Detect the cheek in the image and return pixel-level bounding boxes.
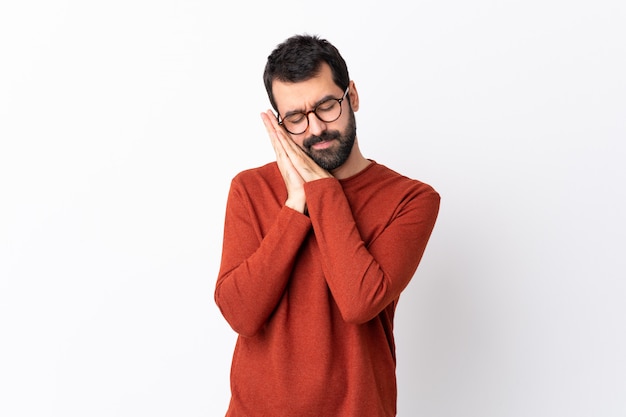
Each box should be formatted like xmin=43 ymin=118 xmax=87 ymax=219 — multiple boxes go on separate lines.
xmin=288 ymin=134 xmax=306 ymax=149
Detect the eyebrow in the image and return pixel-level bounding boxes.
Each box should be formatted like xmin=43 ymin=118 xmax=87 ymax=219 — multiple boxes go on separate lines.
xmin=282 ymin=94 xmax=338 ymax=118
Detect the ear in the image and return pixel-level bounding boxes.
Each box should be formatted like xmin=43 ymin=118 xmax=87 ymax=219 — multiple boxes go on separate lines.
xmin=348 ymin=80 xmax=359 ymax=112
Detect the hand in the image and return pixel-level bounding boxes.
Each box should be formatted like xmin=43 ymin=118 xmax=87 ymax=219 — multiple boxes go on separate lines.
xmin=261 ymin=110 xmax=333 ymax=179
xmin=261 ymin=110 xmax=307 ymax=213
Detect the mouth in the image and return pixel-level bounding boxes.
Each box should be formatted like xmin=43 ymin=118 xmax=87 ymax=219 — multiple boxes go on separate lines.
xmin=310 ymin=139 xmax=335 ymax=150
xmin=305 ymin=132 xmax=340 ymax=151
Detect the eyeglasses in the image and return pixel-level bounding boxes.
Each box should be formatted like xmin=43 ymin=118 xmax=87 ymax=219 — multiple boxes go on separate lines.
xmin=278 ymin=87 xmax=349 ymax=135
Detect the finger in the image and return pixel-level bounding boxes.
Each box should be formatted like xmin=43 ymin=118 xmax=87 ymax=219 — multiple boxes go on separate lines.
xmin=261 ymin=112 xmax=302 ymax=187
xmin=260 ymin=112 xmax=285 ymax=156
xmin=260 ymin=110 xmax=276 ymax=129
xmin=260 ymin=111 xmax=278 ymax=140
xmin=260 ymin=111 xmax=328 ymax=179
xmin=263 ymin=109 xmax=282 ymax=130
xmin=261 ymin=111 xmax=293 ymax=152
xmin=261 ymin=109 xmax=284 ymax=134
xmin=263 ymin=110 xmax=296 ymax=141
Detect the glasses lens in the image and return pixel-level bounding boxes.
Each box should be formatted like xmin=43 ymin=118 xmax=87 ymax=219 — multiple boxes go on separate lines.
xmin=281 ymin=97 xmax=343 ymax=135
xmin=315 ymin=99 xmax=342 ymax=123
xmin=282 ymin=114 xmax=308 ymax=135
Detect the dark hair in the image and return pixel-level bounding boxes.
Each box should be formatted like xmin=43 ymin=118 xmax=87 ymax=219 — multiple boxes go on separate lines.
xmin=263 ymin=34 xmax=350 ymax=111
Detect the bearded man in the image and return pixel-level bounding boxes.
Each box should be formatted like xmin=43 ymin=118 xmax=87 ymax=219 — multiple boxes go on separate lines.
xmin=215 ymin=34 xmax=440 ymax=417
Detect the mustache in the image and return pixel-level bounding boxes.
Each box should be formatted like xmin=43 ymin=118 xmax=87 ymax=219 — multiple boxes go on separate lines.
xmin=303 ymin=131 xmax=341 ymax=148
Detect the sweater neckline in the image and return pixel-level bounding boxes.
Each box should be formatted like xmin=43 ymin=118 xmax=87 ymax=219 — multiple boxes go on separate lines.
xmin=338 ymin=159 xmax=377 ymax=184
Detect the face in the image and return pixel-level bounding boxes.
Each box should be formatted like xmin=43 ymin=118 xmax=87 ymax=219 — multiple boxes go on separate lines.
xmin=301 ymin=108 xmax=356 ymax=171
xmin=272 ymin=63 xmax=358 ymax=171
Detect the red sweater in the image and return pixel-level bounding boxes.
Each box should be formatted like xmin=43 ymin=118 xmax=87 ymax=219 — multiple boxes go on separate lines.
xmin=215 ymin=161 xmax=440 ymax=417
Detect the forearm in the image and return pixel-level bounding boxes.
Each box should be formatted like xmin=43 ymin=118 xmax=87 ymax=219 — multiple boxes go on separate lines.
xmin=305 ymin=178 xmax=440 ymax=323
xmin=215 ymin=204 xmax=311 ymax=336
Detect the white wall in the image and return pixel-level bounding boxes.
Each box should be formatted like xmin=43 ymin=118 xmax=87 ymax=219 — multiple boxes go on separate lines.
xmin=1 ymin=1 xmax=624 ymax=416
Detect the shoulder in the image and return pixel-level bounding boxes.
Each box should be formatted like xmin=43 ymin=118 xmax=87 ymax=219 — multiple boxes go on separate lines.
xmin=228 ymin=162 xmax=287 ymax=207
xmin=231 ymin=162 xmax=280 ymax=187
xmin=354 ymin=161 xmax=440 ymax=201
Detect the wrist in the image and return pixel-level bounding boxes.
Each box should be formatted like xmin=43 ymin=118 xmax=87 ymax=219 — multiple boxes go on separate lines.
xmin=285 ymin=197 xmax=306 ymax=214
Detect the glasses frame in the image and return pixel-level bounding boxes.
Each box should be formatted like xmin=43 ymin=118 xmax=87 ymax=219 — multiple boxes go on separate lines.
xmin=278 ymin=87 xmax=350 ymax=135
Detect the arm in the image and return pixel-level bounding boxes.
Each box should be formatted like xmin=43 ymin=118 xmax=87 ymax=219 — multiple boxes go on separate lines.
xmin=214 ymin=178 xmax=312 ymax=337
xmin=260 ymin=110 xmax=332 ymax=213
xmin=305 ymin=178 xmax=440 ymax=324
xmin=258 ymin=110 xmax=439 ymax=323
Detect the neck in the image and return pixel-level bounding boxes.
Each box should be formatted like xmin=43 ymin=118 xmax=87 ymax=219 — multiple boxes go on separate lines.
xmin=330 ymin=140 xmax=370 ymax=179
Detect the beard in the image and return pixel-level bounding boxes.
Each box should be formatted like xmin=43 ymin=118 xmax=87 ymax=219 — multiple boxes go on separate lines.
xmin=301 ymin=109 xmax=357 ymax=171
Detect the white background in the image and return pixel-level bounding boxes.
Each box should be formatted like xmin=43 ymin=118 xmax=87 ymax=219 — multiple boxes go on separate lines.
xmin=1 ymin=1 xmax=625 ymax=416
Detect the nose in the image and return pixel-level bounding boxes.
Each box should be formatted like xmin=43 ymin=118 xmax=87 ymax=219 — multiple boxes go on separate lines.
xmin=306 ymin=112 xmax=327 ymax=136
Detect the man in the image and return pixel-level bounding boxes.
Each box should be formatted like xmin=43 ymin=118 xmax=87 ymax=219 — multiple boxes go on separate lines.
xmin=215 ymin=34 xmax=440 ymax=417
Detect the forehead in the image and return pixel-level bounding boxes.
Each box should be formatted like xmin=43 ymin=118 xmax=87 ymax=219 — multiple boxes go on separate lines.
xmin=272 ymin=63 xmax=341 ymax=114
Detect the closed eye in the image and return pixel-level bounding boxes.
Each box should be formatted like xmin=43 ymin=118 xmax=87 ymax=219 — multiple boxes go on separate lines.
xmin=316 ymin=100 xmax=337 ymax=112
xmin=284 ymin=113 xmax=306 ymax=124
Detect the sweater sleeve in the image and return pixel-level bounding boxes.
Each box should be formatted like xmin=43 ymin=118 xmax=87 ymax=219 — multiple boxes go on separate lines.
xmin=304 ymin=177 xmax=440 ymax=324
xmin=215 ymin=177 xmax=312 ymax=337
